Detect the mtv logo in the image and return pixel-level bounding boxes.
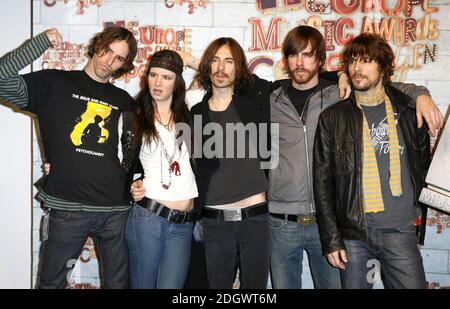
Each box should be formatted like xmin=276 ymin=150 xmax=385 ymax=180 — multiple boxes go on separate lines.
xmin=419 ymin=111 xmax=450 ymax=215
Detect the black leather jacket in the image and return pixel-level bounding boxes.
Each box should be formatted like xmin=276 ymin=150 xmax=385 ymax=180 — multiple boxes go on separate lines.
xmin=313 ymin=84 xmax=431 ymax=256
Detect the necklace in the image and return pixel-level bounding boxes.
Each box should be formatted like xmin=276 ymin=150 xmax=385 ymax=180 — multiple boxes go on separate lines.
xmin=157 ymin=112 xmax=173 ymax=131
xmin=159 ymin=132 xmax=181 ymax=190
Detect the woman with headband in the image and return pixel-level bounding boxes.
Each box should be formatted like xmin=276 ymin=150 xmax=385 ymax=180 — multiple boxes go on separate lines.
xmin=126 ymin=50 xmax=198 ymax=289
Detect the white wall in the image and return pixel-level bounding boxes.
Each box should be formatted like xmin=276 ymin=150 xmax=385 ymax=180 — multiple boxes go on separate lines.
xmin=0 ymin=0 xmax=33 ymax=289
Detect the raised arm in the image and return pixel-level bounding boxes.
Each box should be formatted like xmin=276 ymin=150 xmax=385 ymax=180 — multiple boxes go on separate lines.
xmin=175 ymin=49 xmax=200 ymax=71
xmin=0 ymin=29 xmax=62 ymax=108
xmin=390 ymin=82 xmax=443 ymax=135
xmin=338 ymin=71 xmax=443 ymax=134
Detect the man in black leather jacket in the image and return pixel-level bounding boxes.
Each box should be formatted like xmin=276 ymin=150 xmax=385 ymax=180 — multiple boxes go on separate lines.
xmin=313 ymin=33 xmax=431 ymax=289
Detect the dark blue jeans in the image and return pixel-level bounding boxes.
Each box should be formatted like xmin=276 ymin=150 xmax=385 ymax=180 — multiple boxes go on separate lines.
xmin=38 ymin=209 xmax=130 ymax=289
xmin=341 ymin=226 xmax=426 ymax=289
xmin=203 ymin=213 xmax=269 ymax=289
xmin=125 ymin=204 xmax=194 ymax=289
xmin=269 ymin=217 xmax=342 ymax=289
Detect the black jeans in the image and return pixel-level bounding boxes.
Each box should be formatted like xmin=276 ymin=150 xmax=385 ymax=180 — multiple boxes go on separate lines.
xmin=203 ymin=213 xmax=269 ymax=289
xmin=38 ymin=209 xmax=130 ymax=289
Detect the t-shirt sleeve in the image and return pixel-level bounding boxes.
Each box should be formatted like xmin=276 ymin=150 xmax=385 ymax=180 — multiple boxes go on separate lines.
xmin=20 ymin=70 xmax=53 ymax=116
xmin=186 ymin=88 xmax=206 ymax=110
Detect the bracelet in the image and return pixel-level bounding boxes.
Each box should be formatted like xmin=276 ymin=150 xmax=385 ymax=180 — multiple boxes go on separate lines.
xmin=337 ymin=71 xmax=345 ymax=77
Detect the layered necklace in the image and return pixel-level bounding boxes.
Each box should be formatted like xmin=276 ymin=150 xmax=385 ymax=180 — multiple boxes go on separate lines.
xmin=157 ymin=113 xmax=181 ymax=190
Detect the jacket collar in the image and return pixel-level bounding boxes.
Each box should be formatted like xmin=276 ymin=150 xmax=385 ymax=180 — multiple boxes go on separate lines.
xmin=349 ymin=83 xmax=411 ymax=113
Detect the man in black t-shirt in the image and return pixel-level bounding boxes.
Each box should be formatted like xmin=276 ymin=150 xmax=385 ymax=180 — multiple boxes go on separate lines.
xmin=0 ymin=27 xmax=137 ymax=288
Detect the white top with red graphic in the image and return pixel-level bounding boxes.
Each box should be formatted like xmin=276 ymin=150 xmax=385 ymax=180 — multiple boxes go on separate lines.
xmin=139 ymin=122 xmax=198 ymax=201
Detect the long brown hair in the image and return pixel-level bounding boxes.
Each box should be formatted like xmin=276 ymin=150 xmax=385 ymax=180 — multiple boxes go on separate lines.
xmin=87 ymin=26 xmax=137 ymax=79
xmin=134 ymin=50 xmax=190 ymax=149
xmin=195 ymin=37 xmax=253 ymax=90
xmin=342 ymin=33 xmax=395 ymax=85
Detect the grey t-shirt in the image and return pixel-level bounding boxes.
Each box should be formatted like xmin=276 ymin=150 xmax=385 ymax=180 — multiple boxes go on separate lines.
xmin=205 ymin=101 xmax=268 ymax=205
xmin=361 ymin=102 xmax=417 ymax=229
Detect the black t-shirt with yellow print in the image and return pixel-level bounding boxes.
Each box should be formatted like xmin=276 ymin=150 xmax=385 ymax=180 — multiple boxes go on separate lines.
xmin=22 ymin=69 xmax=134 ymax=206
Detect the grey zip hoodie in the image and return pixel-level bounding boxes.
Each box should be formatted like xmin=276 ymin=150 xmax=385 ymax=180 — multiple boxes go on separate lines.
xmin=268 ymin=78 xmax=430 ymax=215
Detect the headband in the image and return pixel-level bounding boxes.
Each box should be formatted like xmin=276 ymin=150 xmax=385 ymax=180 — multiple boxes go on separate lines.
xmin=148 ymin=54 xmax=183 ymax=75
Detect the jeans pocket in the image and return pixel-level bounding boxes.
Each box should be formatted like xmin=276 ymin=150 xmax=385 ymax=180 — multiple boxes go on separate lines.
xmin=268 ymin=215 xmax=285 ymax=230
xmin=132 ymin=204 xmax=152 ymax=219
xmin=49 ymin=209 xmax=72 ymax=222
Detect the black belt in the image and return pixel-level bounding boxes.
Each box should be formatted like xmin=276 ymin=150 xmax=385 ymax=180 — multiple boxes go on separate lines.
xmin=269 ymin=213 xmax=316 ymax=226
xmin=202 ymin=203 xmax=268 ymax=221
xmin=137 ymin=197 xmax=198 ymax=224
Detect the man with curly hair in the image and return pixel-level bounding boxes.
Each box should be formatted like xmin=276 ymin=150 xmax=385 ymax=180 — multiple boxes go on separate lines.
xmin=0 ymin=27 xmax=137 ymax=288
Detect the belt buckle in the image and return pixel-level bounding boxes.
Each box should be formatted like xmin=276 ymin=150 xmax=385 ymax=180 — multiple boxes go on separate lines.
xmin=223 ymin=209 xmax=242 ymax=221
xmin=296 ymin=214 xmax=316 ymax=226
xmin=167 ymin=209 xmax=187 ymax=223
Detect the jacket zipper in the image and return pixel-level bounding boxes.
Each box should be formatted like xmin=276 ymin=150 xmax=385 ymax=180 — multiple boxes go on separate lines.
xmin=356 ymin=106 xmax=368 ymax=239
xmin=300 ymin=92 xmax=316 ymax=213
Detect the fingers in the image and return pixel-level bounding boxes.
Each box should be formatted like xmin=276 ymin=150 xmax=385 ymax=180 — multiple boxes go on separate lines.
xmin=338 ymin=72 xmax=351 ymax=98
xmin=437 ymin=109 xmax=444 ymax=129
xmin=130 ymin=180 xmax=146 ymax=201
xmin=45 ymin=28 xmax=63 ymax=48
xmin=340 ymin=249 xmax=348 ymax=263
xmin=344 ymin=84 xmax=351 ymax=99
xmin=43 ymin=163 xmax=50 ymax=175
xmin=416 ymin=109 xmax=424 ymax=129
xmin=428 ymin=112 xmax=438 ymax=135
xmin=422 ymin=110 xmax=438 ymax=136
xmin=416 ymin=95 xmax=444 ymax=135
xmin=327 ymin=250 xmax=347 ymax=270
xmin=339 ymin=81 xmax=346 ymax=98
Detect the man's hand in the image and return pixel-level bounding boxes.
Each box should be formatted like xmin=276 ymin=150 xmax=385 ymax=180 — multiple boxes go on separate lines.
xmin=130 ymin=180 xmax=146 ymax=202
xmin=172 ymin=48 xmax=199 ymax=70
xmin=45 ymin=28 xmax=63 ymax=48
xmin=43 ymin=163 xmax=50 ymax=175
xmin=338 ymin=72 xmax=351 ymax=99
xmin=416 ymin=95 xmax=444 ymax=136
xmin=327 ymin=249 xmax=348 ymax=270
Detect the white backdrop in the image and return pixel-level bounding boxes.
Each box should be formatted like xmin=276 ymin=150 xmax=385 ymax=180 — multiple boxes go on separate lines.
xmin=0 ymin=0 xmax=33 ymax=289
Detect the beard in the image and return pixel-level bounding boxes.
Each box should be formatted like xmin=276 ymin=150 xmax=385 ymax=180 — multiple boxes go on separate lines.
xmin=211 ymin=71 xmax=234 ymax=88
xmin=290 ymin=66 xmax=319 ymax=85
xmin=351 ymin=73 xmax=382 ymax=92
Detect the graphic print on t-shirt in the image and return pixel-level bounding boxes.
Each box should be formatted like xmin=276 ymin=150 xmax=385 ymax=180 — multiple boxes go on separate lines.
xmin=70 ymin=101 xmax=112 ymax=147
xmin=368 ymin=112 xmax=405 ymax=156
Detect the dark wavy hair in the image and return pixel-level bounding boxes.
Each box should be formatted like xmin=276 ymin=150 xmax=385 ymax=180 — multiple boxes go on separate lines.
xmin=87 ymin=27 xmax=137 ymax=79
xmin=282 ymin=25 xmax=326 ymax=72
xmin=342 ymin=33 xmax=395 ymax=85
xmin=134 ymin=50 xmax=190 ymax=149
xmin=195 ymin=37 xmax=253 ymax=90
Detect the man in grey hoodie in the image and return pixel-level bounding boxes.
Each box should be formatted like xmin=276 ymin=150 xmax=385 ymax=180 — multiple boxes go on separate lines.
xmin=267 ymin=25 xmax=441 ymax=289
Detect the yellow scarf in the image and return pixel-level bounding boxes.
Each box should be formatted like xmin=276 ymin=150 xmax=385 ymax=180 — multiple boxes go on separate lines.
xmin=357 ymin=89 xmax=402 ymax=213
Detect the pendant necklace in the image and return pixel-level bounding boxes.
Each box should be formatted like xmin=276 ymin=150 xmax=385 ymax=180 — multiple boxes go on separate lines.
xmin=159 ymin=126 xmax=181 ymax=190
